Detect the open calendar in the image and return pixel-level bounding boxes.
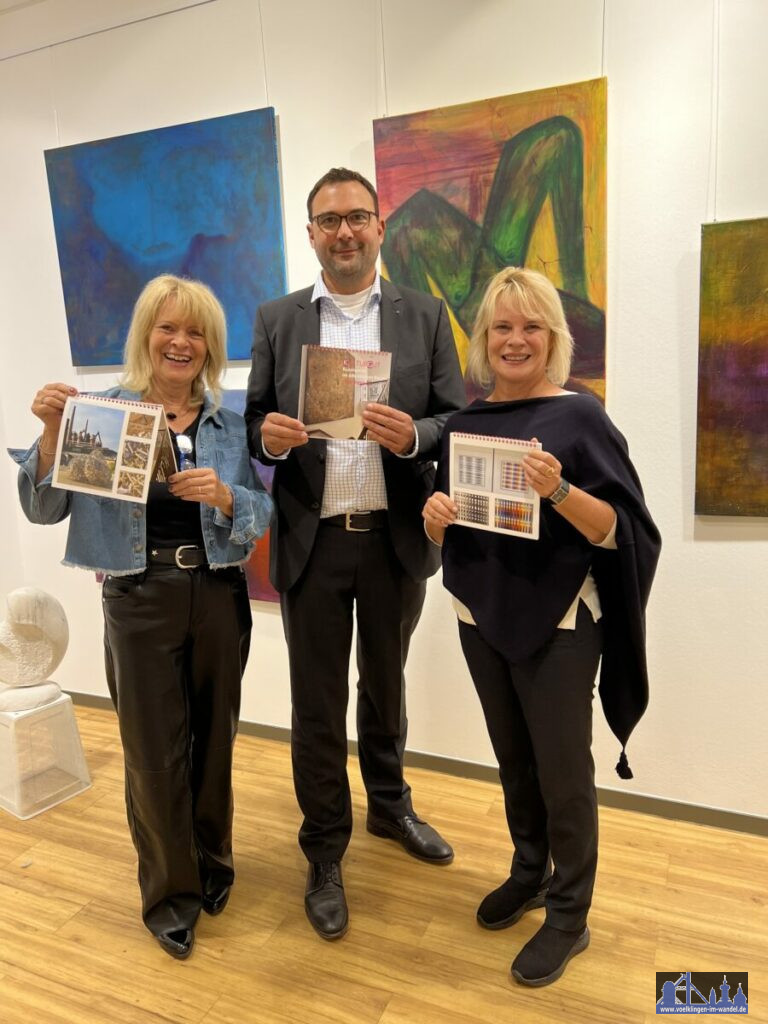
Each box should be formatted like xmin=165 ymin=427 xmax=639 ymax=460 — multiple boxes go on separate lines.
xmin=449 ymin=432 xmax=542 ymax=539
xmin=51 ymin=394 xmax=177 ymax=503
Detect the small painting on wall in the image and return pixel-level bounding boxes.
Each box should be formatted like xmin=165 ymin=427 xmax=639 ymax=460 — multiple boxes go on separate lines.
xmin=695 ymin=218 xmax=768 ymax=516
xmin=45 ymin=108 xmax=286 ymax=365
xmin=373 ymin=78 xmax=606 ymax=399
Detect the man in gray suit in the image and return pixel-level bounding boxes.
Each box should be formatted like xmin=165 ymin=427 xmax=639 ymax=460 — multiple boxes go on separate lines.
xmin=245 ymin=168 xmax=465 ymax=940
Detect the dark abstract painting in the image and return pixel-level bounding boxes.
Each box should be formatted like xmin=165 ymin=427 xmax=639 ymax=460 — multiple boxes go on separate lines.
xmin=45 ymin=108 xmax=286 ymax=365
xmin=373 ymin=79 xmax=606 ymax=398
xmin=695 ymin=218 xmax=768 ymax=516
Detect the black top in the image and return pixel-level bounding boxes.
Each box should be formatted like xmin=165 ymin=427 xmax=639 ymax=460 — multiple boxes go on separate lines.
xmin=436 ymin=394 xmax=661 ymax=776
xmin=146 ymin=411 xmax=204 ymax=548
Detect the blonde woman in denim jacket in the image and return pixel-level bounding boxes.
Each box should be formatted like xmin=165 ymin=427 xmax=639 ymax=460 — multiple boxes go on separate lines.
xmin=11 ymin=276 xmax=272 ymax=960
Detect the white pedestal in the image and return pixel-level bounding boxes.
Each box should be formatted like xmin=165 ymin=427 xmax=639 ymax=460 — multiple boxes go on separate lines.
xmin=0 ymin=693 xmax=91 ymax=819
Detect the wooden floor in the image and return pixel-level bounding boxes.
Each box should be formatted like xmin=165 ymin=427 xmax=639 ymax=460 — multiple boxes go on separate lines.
xmin=0 ymin=706 xmax=765 ymax=1024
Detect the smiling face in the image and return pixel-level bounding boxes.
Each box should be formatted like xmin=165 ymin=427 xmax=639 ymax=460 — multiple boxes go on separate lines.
xmin=307 ymin=180 xmax=384 ymax=294
xmin=486 ymin=297 xmax=553 ymax=400
xmin=147 ymin=298 xmax=208 ymax=397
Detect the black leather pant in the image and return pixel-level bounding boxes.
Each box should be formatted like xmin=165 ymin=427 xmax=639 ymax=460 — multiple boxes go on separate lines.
xmin=102 ymin=563 xmax=251 ymax=936
xmin=459 ymin=602 xmax=602 ymax=931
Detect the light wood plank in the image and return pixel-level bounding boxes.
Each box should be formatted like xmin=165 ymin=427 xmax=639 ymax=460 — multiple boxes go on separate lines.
xmin=0 ymin=705 xmax=763 ymax=1024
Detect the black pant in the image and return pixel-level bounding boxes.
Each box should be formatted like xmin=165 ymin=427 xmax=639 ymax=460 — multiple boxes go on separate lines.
xmin=458 ymin=602 xmax=602 ymax=931
xmin=102 ymin=563 xmax=251 ymax=936
xmin=281 ymin=522 xmax=425 ymax=862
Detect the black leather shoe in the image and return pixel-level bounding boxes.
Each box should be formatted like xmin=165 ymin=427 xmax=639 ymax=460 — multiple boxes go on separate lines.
xmin=156 ymin=928 xmax=195 ymax=960
xmin=202 ymin=882 xmax=231 ymax=916
xmin=511 ymin=923 xmax=590 ymax=986
xmin=305 ymin=861 xmax=348 ymax=940
xmin=366 ymin=813 xmax=454 ymax=864
xmin=477 ymin=875 xmax=550 ymax=929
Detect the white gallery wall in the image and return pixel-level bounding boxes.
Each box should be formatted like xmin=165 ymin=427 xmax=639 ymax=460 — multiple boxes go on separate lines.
xmin=1 ymin=0 xmax=766 ymax=818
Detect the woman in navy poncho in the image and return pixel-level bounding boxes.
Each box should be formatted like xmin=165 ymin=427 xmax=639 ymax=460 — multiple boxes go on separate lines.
xmin=424 ymin=267 xmax=660 ymax=988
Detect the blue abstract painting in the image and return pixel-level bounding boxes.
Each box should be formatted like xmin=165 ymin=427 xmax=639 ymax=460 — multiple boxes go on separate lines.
xmin=45 ymin=108 xmax=286 ymax=365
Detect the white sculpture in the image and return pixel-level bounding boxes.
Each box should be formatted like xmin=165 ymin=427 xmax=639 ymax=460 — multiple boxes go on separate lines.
xmin=0 ymin=587 xmax=68 ymax=711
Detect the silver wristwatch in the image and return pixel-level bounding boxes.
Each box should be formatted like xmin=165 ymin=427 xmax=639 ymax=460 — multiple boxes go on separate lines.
xmin=547 ymin=478 xmax=571 ymax=506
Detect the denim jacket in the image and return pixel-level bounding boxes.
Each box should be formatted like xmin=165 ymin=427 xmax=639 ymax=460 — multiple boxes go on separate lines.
xmin=10 ymin=388 xmax=273 ymax=575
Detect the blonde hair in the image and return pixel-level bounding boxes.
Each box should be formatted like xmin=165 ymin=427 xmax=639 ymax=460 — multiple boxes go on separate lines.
xmin=120 ymin=275 xmax=227 ymax=409
xmin=466 ymin=267 xmax=574 ymax=390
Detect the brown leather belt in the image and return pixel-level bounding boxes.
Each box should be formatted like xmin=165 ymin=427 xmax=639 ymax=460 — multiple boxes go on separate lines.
xmin=148 ymin=545 xmax=208 ymax=569
xmin=322 ymin=511 xmax=388 ymax=532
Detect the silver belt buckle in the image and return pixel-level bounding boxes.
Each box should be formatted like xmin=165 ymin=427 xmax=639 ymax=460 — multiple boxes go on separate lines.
xmin=174 ymin=544 xmax=198 ymax=568
xmin=345 ymin=512 xmax=370 ymax=532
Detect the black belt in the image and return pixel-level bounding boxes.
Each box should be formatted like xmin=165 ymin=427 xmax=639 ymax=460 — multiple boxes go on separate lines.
xmin=322 ymin=511 xmax=388 ymax=532
xmin=148 ymin=545 xmax=208 ymax=569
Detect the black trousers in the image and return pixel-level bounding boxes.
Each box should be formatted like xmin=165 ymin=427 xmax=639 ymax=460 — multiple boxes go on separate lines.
xmin=102 ymin=563 xmax=251 ymax=936
xmin=458 ymin=602 xmax=602 ymax=931
xmin=281 ymin=522 xmax=425 ymax=862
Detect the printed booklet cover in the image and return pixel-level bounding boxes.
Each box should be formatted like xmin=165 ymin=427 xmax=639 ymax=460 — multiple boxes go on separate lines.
xmin=51 ymin=395 xmax=177 ymax=503
xmin=449 ymin=432 xmax=542 ymax=539
xmin=298 ymin=345 xmax=392 ymax=440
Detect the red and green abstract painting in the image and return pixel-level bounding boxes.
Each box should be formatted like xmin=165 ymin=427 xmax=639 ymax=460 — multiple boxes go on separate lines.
xmin=695 ymin=218 xmax=768 ymax=516
xmin=373 ymin=78 xmax=606 ymax=399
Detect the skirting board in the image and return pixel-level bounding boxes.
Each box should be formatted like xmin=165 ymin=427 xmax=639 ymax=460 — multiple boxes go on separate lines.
xmin=69 ymin=692 xmax=768 ymax=838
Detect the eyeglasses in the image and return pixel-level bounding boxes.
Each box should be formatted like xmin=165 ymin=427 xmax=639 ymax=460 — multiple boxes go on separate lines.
xmin=310 ymin=209 xmax=377 ymax=234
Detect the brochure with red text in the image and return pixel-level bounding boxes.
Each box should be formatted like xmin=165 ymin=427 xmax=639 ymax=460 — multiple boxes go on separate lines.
xmin=298 ymin=345 xmax=392 ymax=440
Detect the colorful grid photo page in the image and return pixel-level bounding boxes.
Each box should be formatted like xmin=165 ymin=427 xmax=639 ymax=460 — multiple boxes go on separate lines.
xmin=449 ymin=432 xmax=541 ymax=539
xmin=51 ymin=395 xmax=175 ymax=503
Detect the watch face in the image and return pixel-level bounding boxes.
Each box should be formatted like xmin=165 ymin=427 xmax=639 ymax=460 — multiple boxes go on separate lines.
xmin=549 ymin=480 xmax=570 ymax=505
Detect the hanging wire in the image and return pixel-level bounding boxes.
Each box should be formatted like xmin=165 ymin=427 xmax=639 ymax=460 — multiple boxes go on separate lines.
xmin=377 ymin=0 xmax=390 ymax=118
xmin=706 ymin=0 xmax=721 ymax=223
xmin=257 ymin=0 xmax=270 ymax=107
